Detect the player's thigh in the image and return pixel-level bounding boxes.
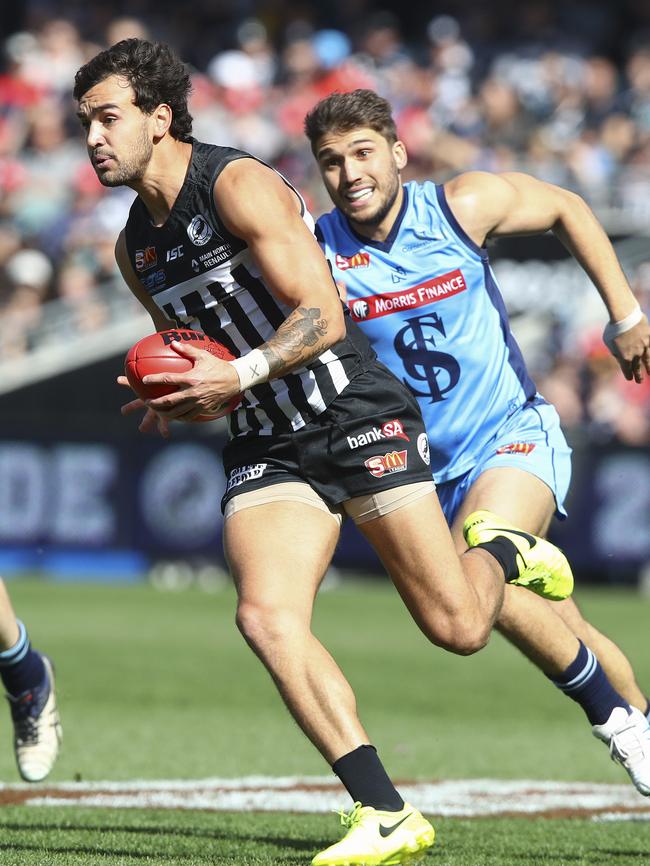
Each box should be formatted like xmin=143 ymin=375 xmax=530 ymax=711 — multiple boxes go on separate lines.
xmin=354 ymin=488 xmax=468 ymax=615
xmin=224 ymin=495 xmax=341 ymax=615
xmin=449 ymin=467 xmax=556 ymax=551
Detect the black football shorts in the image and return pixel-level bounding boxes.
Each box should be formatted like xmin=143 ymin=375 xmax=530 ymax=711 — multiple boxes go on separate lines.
xmin=221 ymin=363 xmax=433 ymax=512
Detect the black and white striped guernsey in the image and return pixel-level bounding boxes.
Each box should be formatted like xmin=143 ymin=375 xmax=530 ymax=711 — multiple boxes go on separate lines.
xmin=123 ymin=139 xmax=376 ymax=438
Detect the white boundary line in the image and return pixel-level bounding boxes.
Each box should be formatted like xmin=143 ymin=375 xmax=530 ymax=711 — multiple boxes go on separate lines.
xmin=1 ymin=777 xmax=650 ymax=818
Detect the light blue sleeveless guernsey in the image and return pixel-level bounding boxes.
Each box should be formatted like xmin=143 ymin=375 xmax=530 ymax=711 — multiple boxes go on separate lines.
xmin=316 ymin=181 xmax=540 ymax=483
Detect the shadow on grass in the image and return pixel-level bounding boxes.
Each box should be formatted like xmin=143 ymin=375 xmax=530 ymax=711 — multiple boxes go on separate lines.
xmin=0 ymin=841 xmax=310 ymax=866
xmin=443 ymin=850 xmax=650 ymax=865
xmin=0 ymin=841 xmax=193 ymax=861
xmin=0 ymin=820 xmax=320 ymax=860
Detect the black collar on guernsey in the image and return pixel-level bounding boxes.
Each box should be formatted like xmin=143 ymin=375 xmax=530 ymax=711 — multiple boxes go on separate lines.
xmin=343 ymin=185 xmax=409 ymax=253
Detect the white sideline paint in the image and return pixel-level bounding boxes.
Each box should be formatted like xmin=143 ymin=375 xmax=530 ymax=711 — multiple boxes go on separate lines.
xmin=593 ymin=812 xmax=650 ymax=822
xmin=1 ymin=777 xmax=650 ymax=818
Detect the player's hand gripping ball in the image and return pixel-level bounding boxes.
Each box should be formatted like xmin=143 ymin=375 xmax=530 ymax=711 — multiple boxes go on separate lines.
xmin=124 ymin=329 xmax=243 ymax=422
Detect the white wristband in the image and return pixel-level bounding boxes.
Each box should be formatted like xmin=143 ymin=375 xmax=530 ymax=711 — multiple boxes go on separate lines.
xmin=603 ymin=303 xmax=644 ymax=350
xmin=230 ymin=349 xmax=270 ymax=391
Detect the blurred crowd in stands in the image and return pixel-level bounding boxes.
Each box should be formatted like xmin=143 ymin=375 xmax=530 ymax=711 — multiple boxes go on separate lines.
xmin=0 ymin=1 xmax=649 ymax=445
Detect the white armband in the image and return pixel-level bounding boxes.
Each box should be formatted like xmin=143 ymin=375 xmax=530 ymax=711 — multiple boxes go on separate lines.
xmin=603 ymin=303 xmax=644 ymax=350
xmin=230 ymin=349 xmax=270 ymax=391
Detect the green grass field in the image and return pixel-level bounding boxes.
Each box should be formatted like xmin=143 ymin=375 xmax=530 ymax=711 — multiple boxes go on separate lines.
xmin=1 ymin=578 xmax=649 ymax=864
xmin=2 ymin=808 xmax=650 ymax=865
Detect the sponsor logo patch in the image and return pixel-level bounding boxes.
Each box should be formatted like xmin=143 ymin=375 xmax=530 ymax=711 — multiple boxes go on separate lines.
xmin=401 ymin=240 xmax=435 ymax=252
xmin=351 ymin=299 xmax=370 ymax=320
xmin=347 ymin=419 xmax=409 ymax=450
xmin=166 ymin=245 xmax=184 ymax=262
xmin=336 ymin=251 xmax=370 ymax=270
xmin=135 ymin=246 xmax=157 ymax=272
xmin=417 ymin=433 xmax=430 ymax=466
xmin=226 ymin=463 xmax=267 ymax=492
xmin=141 ymin=269 xmax=166 ymax=292
xmin=495 ymin=442 xmax=536 ymax=456
xmin=198 ymin=243 xmax=233 ymax=268
xmin=187 ymin=214 xmax=215 ymax=247
xmin=364 ymin=450 xmax=408 ymax=478
xmin=348 ymin=269 xmax=466 ymax=321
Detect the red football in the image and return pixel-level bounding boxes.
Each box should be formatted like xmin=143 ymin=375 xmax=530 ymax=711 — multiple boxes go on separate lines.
xmin=124 ymin=329 xmax=243 ymax=422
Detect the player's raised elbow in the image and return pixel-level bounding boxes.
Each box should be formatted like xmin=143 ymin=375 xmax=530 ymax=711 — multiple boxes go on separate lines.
xmin=551 ymin=184 xmax=593 ymax=222
xmin=328 ymin=315 xmax=347 ymax=345
xmin=320 ymin=300 xmax=347 ymax=345
xmin=558 ymin=185 xmax=588 ymax=208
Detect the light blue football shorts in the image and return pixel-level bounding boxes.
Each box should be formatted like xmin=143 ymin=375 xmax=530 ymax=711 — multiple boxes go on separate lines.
xmin=435 ymin=400 xmax=572 ymax=526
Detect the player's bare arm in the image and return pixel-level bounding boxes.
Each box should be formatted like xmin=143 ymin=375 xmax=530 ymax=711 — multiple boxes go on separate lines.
xmin=260 ymin=306 xmax=328 ymax=374
xmin=445 ymin=171 xmax=650 ymax=382
xmin=142 ymin=305 xmax=330 ymax=422
xmin=139 ymin=160 xmax=345 ymax=422
xmin=216 ymin=158 xmax=346 ymax=377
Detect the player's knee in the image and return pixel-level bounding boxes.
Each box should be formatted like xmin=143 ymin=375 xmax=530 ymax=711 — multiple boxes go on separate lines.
xmin=422 ymin=614 xmax=491 ymax=656
xmin=235 ymin=601 xmax=276 ymax=648
xmin=446 ymin=625 xmax=491 ymax=656
xmin=236 ymin=601 xmax=305 ymax=653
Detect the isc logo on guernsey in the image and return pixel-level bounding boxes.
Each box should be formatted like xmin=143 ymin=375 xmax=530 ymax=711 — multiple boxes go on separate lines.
xmin=347 ymin=419 xmax=410 ymax=449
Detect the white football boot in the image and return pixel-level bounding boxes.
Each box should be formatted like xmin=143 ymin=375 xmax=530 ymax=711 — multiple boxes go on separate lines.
xmin=7 ymin=655 xmax=62 ymax=782
xmin=592 ymin=706 xmax=650 ymax=795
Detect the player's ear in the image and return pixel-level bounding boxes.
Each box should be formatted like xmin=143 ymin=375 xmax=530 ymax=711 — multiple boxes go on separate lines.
xmin=152 ymin=103 xmax=173 ymax=141
xmin=393 ymin=140 xmax=408 ymax=171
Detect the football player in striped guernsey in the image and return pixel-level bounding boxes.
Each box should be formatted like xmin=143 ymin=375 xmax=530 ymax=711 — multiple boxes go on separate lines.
xmin=75 ymin=41 xmax=578 ymax=866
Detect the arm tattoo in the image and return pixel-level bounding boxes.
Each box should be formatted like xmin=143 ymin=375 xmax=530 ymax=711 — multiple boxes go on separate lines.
xmin=261 ymin=306 xmax=329 ymax=375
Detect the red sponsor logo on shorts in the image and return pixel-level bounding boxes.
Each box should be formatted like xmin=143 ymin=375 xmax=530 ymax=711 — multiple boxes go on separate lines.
xmin=364 ymin=450 xmax=408 ymax=478
xmin=495 ymin=442 xmax=536 ymax=456
xmin=347 ymin=419 xmax=410 ymax=450
xmin=381 ymin=419 xmax=409 ymax=442
xmin=336 ymin=252 xmax=370 ymax=270
xmin=348 ymin=269 xmax=466 ymax=321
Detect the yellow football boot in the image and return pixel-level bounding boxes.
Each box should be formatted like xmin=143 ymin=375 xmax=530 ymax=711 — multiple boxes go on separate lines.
xmin=311 ymin=801 xmax=435 ymax=866
xmin=463 ymin=510 xmax=574 ymax=601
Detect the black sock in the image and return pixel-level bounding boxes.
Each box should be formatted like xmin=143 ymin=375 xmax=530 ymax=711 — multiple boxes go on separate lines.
xmin=473 ymin=537 xmax=519 ymax=582
xmin=332 ymin=745 xmax=404 ymax=811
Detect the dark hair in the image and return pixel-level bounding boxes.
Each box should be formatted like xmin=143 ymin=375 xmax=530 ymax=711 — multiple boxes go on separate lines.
xmin=73 ymin=39 xmax=193 ymax=141
xmin=304 ymin=89 xmax=397 ymax=152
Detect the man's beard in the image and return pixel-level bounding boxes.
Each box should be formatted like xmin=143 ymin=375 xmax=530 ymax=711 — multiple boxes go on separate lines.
xmin=97 ymin=126 xmax=153 ymax=187
xmin=346 ymin=172 xmax=400 ymax=228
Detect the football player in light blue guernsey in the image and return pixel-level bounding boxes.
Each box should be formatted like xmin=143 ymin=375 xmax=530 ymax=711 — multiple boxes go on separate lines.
xmin=305 ymin=89 xmax=650 ymax=800
xmin=0 ymin=579 xmax=61 ymax=781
